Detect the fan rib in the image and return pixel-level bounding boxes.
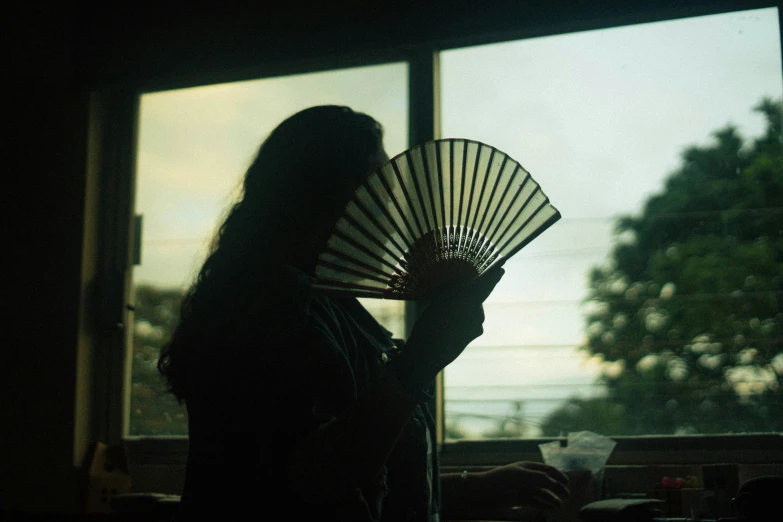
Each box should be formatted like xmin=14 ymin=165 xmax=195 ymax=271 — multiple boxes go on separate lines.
xmin=400 ymin=150 xmax=440 ymax=270
xmin=494 ymin=191 xmax=548 ymax=254
xmin=318 ymin=257 xmax=392 ymax=285
xmin=429 ymin=146 xmax=443 ymax=235
xmin=349 ymin=198 xmax=407 ymax=259
xmin=448 ymin=140 xmax=455 ymax=228
xmin=435 ymin=142 xmax=448 ymax=241
xmin=480 ymin=160 xmax=517 ymax=250
xmin=370 ymin=172 xmax=416 ymax=251
xmin=435 ymin=142 xmax=449 ymax=254
xmin=499 ymin=208 xmax=561 ymax=263
xmin=463 ymin=144 xmax=482 ymax=236
xmin=470 ymin=147 xmax=496 ymax=234
xmin=318 ymin=253 xmax=394 ymax=285
xmin=419 ymin=144 xmax=444 ymax=261
xmin=492 ymin=184 xmax=541 ymax=252
xmin=479 ymin=160 xmax=519 ymax=259
xmin=447 ymin=140 xmax=457 ymax=255
xmin=333 ymin=229 xmax=402 ymax=275
xmin=420 ymin=144 xmax=440 ymax=234
xmin=310 ymin=285 xmax=390 ymax=299
xmin=342 ymin=212 xmax=405 ymax=266
xmin=476 ymin=153 xmax=509 ymax=237
xmin=455 ymin=146 xmax=470 ymax=254
xmin=402 ymin=151 xmax=432 ymax=235
xmin=460 ymin=145 xmax=489 ymax=261
xmin=485 ymin=170 xmax=531 ymax=247
xmin=390 ymin=158 xmax=425 ymax=239
xmin=456 ymin=141 xmax=468 ymax=246
xmin=311 ymin=278 xmax=387 ymax=295
xmin=472 ymin=151 xmax=505 ymax=267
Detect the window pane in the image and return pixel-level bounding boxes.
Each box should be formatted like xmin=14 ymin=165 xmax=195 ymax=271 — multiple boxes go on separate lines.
xmin=129 ymin=63 xmax=409 ymax=436
xmin=441 ymin=8 xmax=783 ymax=439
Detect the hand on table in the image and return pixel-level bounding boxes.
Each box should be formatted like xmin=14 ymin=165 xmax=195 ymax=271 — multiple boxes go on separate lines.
xmin=473 ymin=461 xmax=571 ymax=512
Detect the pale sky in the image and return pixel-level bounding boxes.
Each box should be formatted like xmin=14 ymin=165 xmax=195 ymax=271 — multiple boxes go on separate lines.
xmin=133 ymin=7 xmax=782 ymax=436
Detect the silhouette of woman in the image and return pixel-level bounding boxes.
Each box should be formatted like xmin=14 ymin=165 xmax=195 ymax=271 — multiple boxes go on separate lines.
xmin=159 ymin=105 xmax=570 ymax=521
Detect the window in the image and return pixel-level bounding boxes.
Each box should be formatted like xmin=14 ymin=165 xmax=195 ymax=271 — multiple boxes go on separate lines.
xmin=113 ymin=5 xmax=782 ymax=468
xmin=129 ymin=63 xmax=409 ymax=435
xmin=440 ymin=7 xmax=782 ymax=439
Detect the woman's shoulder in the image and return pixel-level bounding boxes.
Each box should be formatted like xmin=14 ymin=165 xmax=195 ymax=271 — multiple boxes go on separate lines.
xmin=271 ymin=264 xmax=315 ymax=308
xmin=241 ymin=265 xmax=338 ymax=330
xmin=245 ymin=265 xmax=392 ymax=350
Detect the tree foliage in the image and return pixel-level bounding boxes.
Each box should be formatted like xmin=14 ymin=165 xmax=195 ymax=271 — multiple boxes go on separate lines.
xmin=542 ymin=99 xmax=783 ymax=436
xmin=129 ymin=285 xmax=188 ymax=436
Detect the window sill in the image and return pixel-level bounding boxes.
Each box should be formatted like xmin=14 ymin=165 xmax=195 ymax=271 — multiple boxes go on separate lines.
xmin=123 ymin=432 xmax=783 ymax=469
xmin=439 ymin=433 xmax=783 ymax=468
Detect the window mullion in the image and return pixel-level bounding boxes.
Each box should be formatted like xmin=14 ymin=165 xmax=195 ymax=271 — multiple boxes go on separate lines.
xmin=406 ymin=47 xmax=444 ymax=447
xmin=95 ymin=87 xmax=141 ymax=444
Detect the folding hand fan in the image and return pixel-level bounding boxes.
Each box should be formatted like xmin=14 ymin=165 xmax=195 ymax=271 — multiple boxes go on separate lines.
xmin=312 ymin=138 xmax=561 ymax=300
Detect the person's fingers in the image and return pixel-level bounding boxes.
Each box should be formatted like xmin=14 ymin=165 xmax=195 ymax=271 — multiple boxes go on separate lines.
xmin=502 ymin=506 xmax=528 ymax=521
xmin=443 ymin=266 xmax=503 ymax=302
xmin=524 ymin=462 xmax=571 ymax=486
xmin=506 ymin=506 xmax=548 ymax=521
xmin=470 ymin=266 xmax=504 ymax=302
xmin=549 ymin=478 xmax=571 ymax=499
xmin=523 ymin=489 xmax=564 ymax=510
xmin=465 ymin=320 xmax=483 ymax=340
xmin=454 ymin=302 xmax=484 ymax=327
xmin=534 ymin=493 xmax=563 ymax=510
xmin=465 ymin=305 xmax=485 ymax=338
xmin=526 ymin=469 xmax=571 ymax=499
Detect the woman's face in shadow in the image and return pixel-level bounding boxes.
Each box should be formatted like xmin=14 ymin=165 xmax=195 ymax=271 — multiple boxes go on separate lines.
xmin=373 ymin=147 xmax=390 ymax=172
xmin=301 ymin=145 xmax=390 ymax=268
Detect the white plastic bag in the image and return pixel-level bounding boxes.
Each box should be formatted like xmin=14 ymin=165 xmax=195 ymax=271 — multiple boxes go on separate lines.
xmin=539 ymin=431 xmax=617 ymax=504
xmin=539 ymin=430 xmax=616 ymax=475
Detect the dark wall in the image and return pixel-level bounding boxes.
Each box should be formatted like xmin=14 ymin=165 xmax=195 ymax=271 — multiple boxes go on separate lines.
xmin=74 ymin=1 xmax=765 ymax=91
xmin=4 ymin=0 xmax=775 ymax=514
xmin=6 ymin=4 xmax=91 ymax=514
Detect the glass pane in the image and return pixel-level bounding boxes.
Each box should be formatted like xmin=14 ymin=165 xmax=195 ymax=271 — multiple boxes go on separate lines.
xmin=129 ymin=63 xmax=409 ymax=436
xmin=441 ymin=8 xmax=783 ymax=439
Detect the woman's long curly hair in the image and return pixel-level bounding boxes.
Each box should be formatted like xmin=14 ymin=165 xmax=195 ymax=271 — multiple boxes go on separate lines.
xmin=158 ymin=105 xmax=384 ymax=401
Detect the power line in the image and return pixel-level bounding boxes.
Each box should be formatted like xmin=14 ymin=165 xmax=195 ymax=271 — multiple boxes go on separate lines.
xmin=446 ymin=379 xmax=779 ymax=392
xmin=485 ymin=290 xmax=782 ymax=307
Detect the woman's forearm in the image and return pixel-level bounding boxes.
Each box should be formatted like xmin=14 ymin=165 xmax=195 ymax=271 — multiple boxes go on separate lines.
xmin=338 ymin=365 xmax=423 ymax=482
xmin=440 ymin=471 xmax=487 ymax=520
xmin=286 ymin=364 xmax=421 ymax=500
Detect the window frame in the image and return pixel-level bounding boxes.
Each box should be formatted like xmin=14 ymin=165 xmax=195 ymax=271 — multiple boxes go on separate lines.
xmin=94 ymin=3 xmax=783 ymax=480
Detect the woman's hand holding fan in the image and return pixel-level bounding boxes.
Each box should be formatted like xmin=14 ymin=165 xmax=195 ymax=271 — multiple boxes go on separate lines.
xmin=390 ymin=265 xmax=505 ymax=392
xmin=312 ymin=138 xmax=560 ymax=390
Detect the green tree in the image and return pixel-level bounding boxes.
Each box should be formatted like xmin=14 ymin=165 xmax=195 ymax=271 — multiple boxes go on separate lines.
xmin=542 ymin=99 xmax=783 ymax=436
xmin=129 ymin=285 xmax=188 ymax=435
